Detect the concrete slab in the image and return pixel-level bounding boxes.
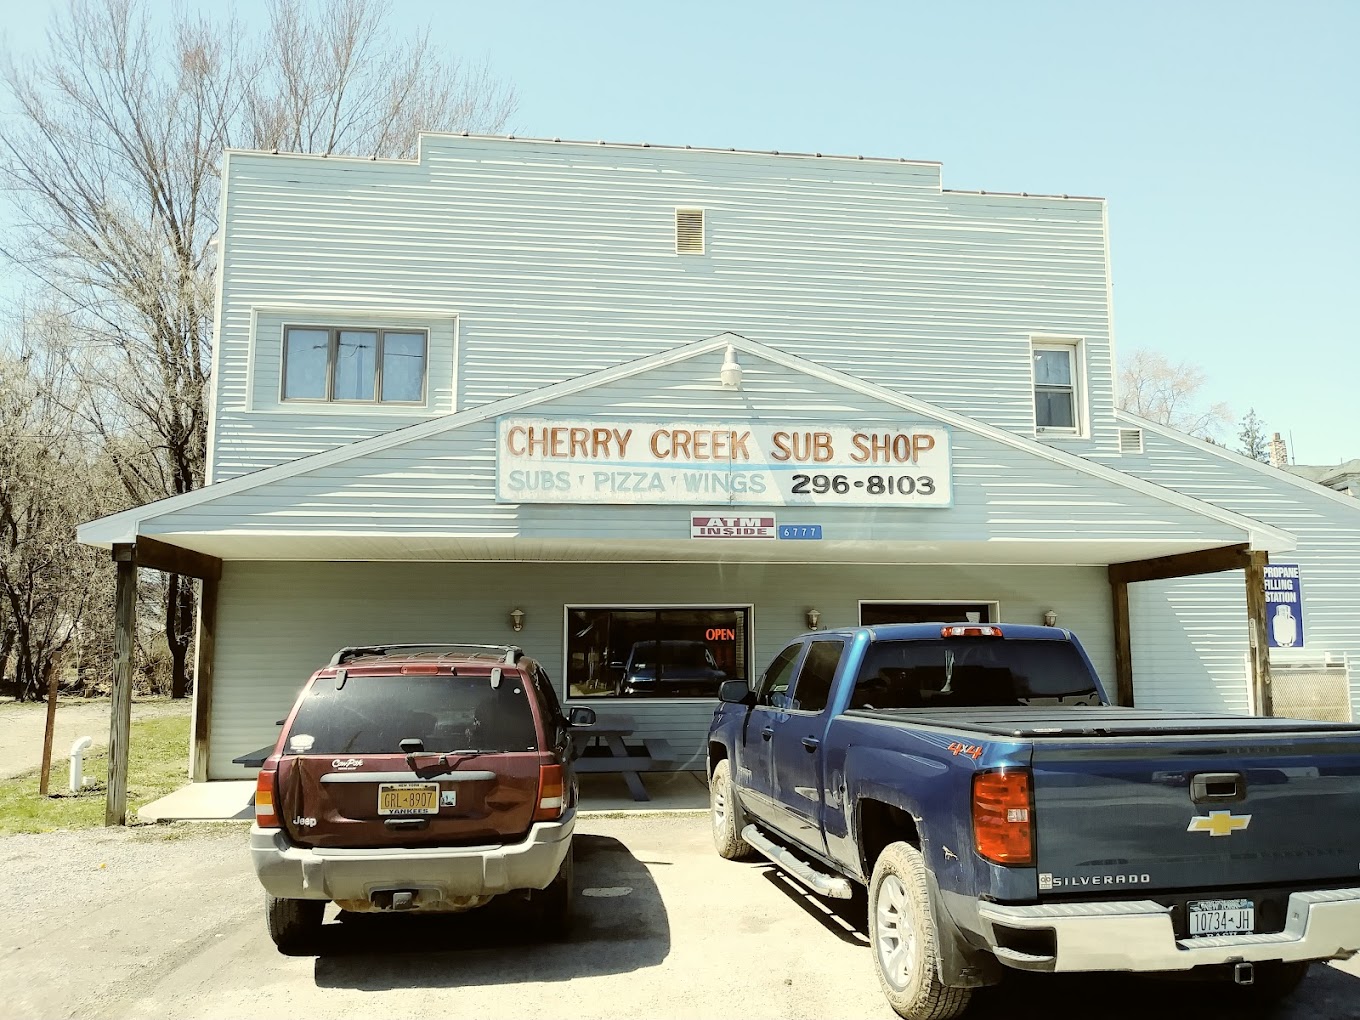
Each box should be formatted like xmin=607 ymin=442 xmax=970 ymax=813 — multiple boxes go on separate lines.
xmin=138 ymin=780 xmax=255 ymax=823
xmin=577 ymin=770 xmax=709 ymax=814
xmin=135 ymin=770 xmax=710 ymax=823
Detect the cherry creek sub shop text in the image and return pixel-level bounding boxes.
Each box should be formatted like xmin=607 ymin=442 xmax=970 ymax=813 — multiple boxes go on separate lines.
xmin=504 ymin=426 xmax=937 ymax=464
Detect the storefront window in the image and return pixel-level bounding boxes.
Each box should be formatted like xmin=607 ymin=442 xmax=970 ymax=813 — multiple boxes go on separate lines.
xmin=566 ymin=607 xmax=750 ymax=699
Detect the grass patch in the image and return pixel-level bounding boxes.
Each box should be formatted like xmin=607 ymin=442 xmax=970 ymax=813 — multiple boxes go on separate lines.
xmin=0 ymin=714 xmax=190 ymax=835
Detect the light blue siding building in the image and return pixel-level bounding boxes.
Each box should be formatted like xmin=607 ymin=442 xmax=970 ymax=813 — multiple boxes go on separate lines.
xmin=79 ymin=136 xmax=1360 ymax=779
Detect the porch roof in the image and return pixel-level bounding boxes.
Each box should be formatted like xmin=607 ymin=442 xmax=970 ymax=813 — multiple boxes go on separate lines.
xmin=78 ymin=333 xmax=1296 ymax=559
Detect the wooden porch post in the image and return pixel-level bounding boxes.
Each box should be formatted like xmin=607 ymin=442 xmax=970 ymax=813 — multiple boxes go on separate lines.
xmin=191 ymin=576 xmax=219 ymax=782
xmin=1244 ymin=550 xmax=1273 ymax=716
xmin=106 ymin=547 xmax=138 ymax=826
xmin=1109 ymin=575 xmax=1134 ymax=707
xmin=105 ymin=538 xmax=222 ymax=825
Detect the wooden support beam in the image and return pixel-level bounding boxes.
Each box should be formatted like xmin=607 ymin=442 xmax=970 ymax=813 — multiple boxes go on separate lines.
xmin=1108 ymin=543 xmax=1250 ymax=586
xmin=1244 ymin=549 xmax=1273 ymax=717
xmin=128 ymin=536 xmax=222 ymax=581
xmin=1110 ymin=578 xmax=1134 ymax=707
xmin=106 ymin=550 xmax=138 ymax=826
xmin=191 ymin=576 xmax=219 ymax=782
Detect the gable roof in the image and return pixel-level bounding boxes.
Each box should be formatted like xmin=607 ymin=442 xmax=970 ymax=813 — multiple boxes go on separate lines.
xmin=1117 ymin=410 xmax=1360 ymax=517
xmin=79 ymin=334 xmax=1294 ymax=552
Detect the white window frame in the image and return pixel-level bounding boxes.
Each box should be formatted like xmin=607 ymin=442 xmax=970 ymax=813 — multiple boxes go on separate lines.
xmin=857 ymin=600 xmax=1002 ymax=626
xmin=1030 ymin=337 xmax=1088 ymax=438
xmin=280 ymin=324 xmax=429 ymax=406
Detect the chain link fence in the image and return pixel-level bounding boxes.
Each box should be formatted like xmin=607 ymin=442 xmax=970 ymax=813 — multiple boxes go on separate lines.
xmin=1270 ymin=660 xmax=1353 ymax=722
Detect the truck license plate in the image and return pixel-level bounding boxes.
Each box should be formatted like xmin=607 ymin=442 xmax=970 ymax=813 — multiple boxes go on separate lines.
xmin=1188 ymin=898 xmax=1254 ymax=936
xmin=377 ymin=783 xmax=439 ymax=815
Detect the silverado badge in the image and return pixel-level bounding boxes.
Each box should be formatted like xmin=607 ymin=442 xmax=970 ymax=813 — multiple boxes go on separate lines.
xmin=1187 ymin=810 xmax=1251 ymax=837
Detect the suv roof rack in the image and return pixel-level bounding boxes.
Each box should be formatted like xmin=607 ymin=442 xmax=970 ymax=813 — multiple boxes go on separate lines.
xmin=327 ymin=643 xmax=523 ymax=667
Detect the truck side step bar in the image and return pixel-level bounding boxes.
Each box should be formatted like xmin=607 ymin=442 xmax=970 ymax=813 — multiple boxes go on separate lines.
xmin=742 ymin=824 xmax=853 ymax=900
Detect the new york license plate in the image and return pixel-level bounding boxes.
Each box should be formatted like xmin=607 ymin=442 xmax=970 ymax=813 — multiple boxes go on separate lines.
xmin=1187 ymin=898 xmax=1254 ymax=936
xmin=377 ymin=782 xmax=439 ymax=815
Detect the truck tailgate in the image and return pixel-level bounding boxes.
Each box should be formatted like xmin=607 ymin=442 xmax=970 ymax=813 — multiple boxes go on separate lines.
xmin=1031 ymin=725 xmax=1360 ymax=893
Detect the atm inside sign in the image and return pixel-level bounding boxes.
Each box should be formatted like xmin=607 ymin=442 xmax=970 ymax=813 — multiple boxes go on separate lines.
xmin=691 ymin=514 xmax=777 ymax=539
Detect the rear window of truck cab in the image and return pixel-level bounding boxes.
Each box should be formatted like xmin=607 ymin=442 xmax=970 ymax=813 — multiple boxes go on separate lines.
xmin=283 ymin=673 xmax=539 ymax=755
xmin=849 ymin=638 xmax=1099 ymax=710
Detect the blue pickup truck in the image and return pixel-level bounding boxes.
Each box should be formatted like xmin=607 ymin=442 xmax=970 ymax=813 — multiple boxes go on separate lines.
xmin=706 ymin=623 xmax=1360 ymax=1020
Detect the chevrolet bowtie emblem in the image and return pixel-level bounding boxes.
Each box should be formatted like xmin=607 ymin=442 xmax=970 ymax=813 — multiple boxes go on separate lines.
xmin=1187 ymin=810 xmax=1252 ymax=837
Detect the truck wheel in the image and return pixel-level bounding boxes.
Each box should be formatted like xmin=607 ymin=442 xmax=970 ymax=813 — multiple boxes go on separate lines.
xmin=534 ymin=843 xmax=574 ymax=940
xmin=265 ymin=895 xmax=324 ymax=955
xmin=710 ymin=759 xmax=754 ymax=860
xmin=869 ymin=842 xmax=971 ymax=1020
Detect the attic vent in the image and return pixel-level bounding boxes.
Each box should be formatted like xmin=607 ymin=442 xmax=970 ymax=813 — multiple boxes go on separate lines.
xmin=1118 ymin=428 xmax=1144 ymax=454
xmin=675 ymin=208 xmax=704 ymax=254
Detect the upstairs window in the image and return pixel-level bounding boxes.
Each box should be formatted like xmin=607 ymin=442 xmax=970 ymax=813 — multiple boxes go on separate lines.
xmin=1032 ymin=341 xmax=1081 ymax=432
xmin=282 ymin=326 xmax=428 ymax=404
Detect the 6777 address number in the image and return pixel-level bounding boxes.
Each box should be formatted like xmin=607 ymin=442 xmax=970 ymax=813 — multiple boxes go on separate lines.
xmin=790 ymin=473 xmax=937 ymax=497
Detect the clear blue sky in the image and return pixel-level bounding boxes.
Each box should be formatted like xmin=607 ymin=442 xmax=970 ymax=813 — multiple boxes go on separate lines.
xmin=4 ymin=1 xmax=1356 ymax=462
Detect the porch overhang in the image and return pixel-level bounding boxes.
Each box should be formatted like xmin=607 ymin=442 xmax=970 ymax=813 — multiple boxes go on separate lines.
xmin=82 ymin=531 xmax=1290 ymax=566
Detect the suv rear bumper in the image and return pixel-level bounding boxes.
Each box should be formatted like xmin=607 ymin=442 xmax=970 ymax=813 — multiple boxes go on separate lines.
xmin=978 ymin=887 xmax=1360 ymax=973
xmin=250 ymin=812 xmax=574 ymax=904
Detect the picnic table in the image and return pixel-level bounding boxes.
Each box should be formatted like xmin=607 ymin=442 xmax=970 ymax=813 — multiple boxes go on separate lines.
xmin=572 ymin=716 xmax=672 ymax=802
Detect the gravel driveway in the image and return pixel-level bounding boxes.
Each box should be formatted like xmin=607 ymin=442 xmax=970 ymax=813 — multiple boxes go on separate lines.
xmin=4 ymin=815 xmax=1359 ymax=1020
xmin=0 ymin=698 xmax=189 ymax=779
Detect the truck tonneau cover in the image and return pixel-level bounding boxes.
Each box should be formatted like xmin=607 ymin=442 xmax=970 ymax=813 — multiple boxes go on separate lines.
xmin=844 ymin=706 xmax=1360 ymax=739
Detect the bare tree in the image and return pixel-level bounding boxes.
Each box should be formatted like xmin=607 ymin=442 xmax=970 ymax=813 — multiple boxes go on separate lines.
xmin=0 ymin=0 xmax=518 ymax=698
xmin=1118 ymin=348 xmax=1232 ymax=440
xmin=0 ymin=312 xmax=120 ymax=700
xmin=249 ymin=0 xmax=517 ymax=158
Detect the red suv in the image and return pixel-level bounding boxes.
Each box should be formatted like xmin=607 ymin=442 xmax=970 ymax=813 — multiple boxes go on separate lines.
xmin=250 ymin=644 xmax=594 ymax=953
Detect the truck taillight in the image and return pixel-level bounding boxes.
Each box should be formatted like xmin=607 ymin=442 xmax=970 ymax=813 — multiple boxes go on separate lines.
xmin=255 ymin=766 xmax=280 ymax=828
xmin=972 ymin=769 xmax=1034 ymax=866
xmin=534 ymin=764 xmax=565 ymax=821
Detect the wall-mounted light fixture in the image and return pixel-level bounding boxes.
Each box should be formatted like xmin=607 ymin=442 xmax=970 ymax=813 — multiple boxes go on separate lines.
xmin=509 ymin=608 xmax=526 ymax=632
xmin=718 ymin=345 xmax=743 ymax=389
xmin=806 ymin=608 xmax=821 ymax=630
xmin=1042 ymin=609 xmax=1058 ymax=628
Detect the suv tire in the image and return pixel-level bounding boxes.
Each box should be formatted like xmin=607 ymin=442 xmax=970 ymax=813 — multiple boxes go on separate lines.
xmin=266 ymin=895 xmax=324 ymax=955
xmin=535 ymin=843 xmax=574 ymax=940
xmin=868 ymin=841 xmax=971 ymax=1020
xmin=710 ymin=758 xmax=755 ymax=860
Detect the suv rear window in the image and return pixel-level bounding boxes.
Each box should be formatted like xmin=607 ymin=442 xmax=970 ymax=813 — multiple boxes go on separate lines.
xmin=284 ymin=674 xmax=539 ymax=755
xmin=850 ymin=639 xmax=1099 ymax=709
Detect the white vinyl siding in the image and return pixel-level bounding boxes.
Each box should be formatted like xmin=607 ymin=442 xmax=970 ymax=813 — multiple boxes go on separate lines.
xmin=209 ymin=137 xmax=1115 ymax=480
xmin=208 ymin=560 xmax=1114 ymax=777
xmin=146 ymin=349 xmax=1252 ymax=548
xmin=1112 ymin=419 xmax=1360 ymax=719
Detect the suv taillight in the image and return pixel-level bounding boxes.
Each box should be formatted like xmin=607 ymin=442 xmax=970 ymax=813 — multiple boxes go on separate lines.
xmin=534 ymin=764 xmax=564 ymax=822
xmin=972 ymin=768 xmax=1034 ymax=865
xmin=255 ymin=762 xmax=280 ymax=828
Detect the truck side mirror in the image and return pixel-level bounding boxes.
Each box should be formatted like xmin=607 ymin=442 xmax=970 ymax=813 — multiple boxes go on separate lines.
xmin=568 ymin=707 xmax=596 ymax=727
xmin=719 ymin=680 xmax=752 ymax=705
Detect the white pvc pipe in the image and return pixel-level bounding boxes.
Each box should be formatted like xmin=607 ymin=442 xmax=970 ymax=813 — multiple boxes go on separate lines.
xmin=69 ymin=736 xmax=94 ymax=794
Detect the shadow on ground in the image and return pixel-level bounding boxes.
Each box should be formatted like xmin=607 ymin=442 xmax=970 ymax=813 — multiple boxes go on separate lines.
xmin=758 ymin=862 xmax=1360 ymax=1020
xmin=312 ymin=834 xmax=669 ymax=990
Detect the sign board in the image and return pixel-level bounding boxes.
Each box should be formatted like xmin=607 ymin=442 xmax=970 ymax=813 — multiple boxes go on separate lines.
xmin=497 ymin=418 xmax=952 ymax=507
xmin=1264 ymin=563 xmax=1304 ymax=648
xmin=778 ymin=524 xmax=823 ymax=540
xmin=690 ymin=514 xmax=777 ymax=539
